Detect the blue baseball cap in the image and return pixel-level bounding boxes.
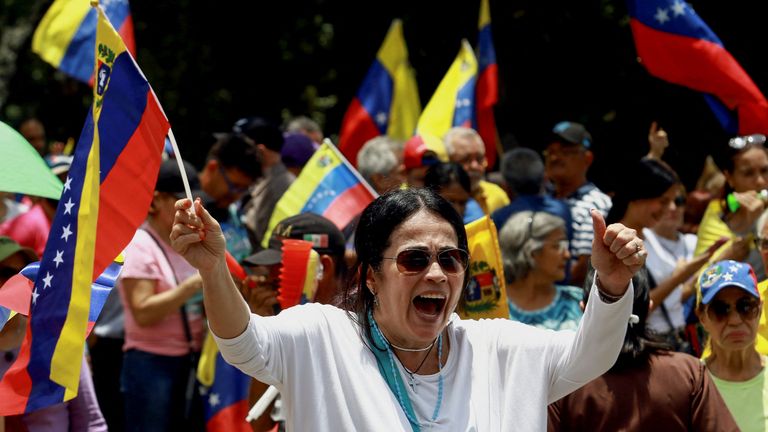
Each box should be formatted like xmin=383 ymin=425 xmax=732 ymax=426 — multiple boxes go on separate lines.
xmin=552 ymin=121 xmax=592 ymax=149
xmin=699 ymin=260 xmax=760 ymax=305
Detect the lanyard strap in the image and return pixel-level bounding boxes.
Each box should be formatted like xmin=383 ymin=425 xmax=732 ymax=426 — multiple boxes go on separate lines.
xmin=367 ymin=310 xmax=420 ymax=432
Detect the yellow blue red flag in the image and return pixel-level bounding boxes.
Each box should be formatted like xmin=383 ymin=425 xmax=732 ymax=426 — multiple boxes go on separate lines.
xmin=33 ymin=0 xmax=135 ymax=84
xmin=476 ymin=0 xmax=500 ymax=168
xmin=0 ymin=4 xmax=168 ymax=415
xmin=263 ymin=140 xmax=377 ymax=248
xmin=459 ymin=216 xmax=508 ymax=319
xmin=416 ymin=39 xmax=477 ymax=161
xmin=339 ymin=19 xmax=421 ymax=166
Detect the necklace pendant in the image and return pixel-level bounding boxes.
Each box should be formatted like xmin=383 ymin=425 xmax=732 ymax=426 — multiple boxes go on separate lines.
xmin=409 ymin=375 xmax=418 ymax=393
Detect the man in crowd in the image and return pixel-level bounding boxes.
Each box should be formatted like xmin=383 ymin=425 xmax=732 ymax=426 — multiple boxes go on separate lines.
xmin=444 ymin=126 xmax=509 ymax=215
xmin=199 ymin=132 xmax=261 ymax=261
xmin=544 ymin=121 xmax=611 ymax=286
xmin=239 ymin=117 xmax=293 ymax=252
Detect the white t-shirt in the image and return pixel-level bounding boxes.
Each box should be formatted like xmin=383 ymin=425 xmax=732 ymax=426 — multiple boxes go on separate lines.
xmin=214 ymin=284 xmax=633 ymax=431
xmin=643 ymin=228 xmax=697 ymax=333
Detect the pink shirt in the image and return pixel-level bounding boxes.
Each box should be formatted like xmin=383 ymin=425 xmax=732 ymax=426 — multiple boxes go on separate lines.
xmin=118 ymin=224 xmax=203 ymax=356
xmin=0 ymin=204 xmax=50 ymax=257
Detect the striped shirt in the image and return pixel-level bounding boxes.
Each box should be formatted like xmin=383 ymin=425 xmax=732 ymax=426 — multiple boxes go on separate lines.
xmin=566 ymin=182 xmax=612 ymax=257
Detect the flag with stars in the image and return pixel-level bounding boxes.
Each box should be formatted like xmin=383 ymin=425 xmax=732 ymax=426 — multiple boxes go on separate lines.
xmin=416 ymin=39 xmax=478 ymax=160
xmin=338 ymin=19 xmax=421 ymax=167
xmin=0 ymin=4 xmax=168 ymax=415
xmin=476 ymin=0 xmax=500 ymax=169
xmin=628 ymin=0 xmax=768 ymax=135
xmin=197 ymin=334 xmax=251 ymax=432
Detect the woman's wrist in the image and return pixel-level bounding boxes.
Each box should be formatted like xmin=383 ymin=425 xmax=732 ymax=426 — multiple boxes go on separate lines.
xmin=595 ymin=274 xmax=626 ymax=303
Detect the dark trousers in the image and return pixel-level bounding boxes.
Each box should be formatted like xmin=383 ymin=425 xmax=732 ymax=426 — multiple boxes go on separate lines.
xmin=90 ymin=336 xmax=125 ymax=432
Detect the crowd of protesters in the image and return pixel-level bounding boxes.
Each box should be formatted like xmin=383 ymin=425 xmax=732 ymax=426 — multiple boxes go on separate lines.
xmin=3 ymin=115 xmax=768 ymax=431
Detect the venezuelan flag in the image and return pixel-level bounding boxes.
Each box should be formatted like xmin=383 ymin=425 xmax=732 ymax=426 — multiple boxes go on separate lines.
xmin=476 ymin=0 xmax=500 ymax=168
xmin=628 ymin=0 xmax=768 ymax=134
xmin=339 ymin=19 xmax=421 ymax=166
xmin=0 ymin=5 xmax=168 ymax=415
xmin=198 ymin=334 xmax=252 ymax=432
xmin=32 ymin=0 xmax=135 ymax=84
xmin=416 ymin=39 xmax=478 ymax=160
xmin=263 ymin=140 xmax=377 ymax=248
xmin=459 ymin=216 xmax=508 ymax=319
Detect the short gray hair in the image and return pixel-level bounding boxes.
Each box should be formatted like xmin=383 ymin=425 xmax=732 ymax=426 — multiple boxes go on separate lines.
xmin=499 ymin=211 xmax=566 ymax=283
xmin=444 ymin=127 xmax=484 ymax=157
xmin=357 ymin=136 xmax=402 ymax=185
xmin=287 ymin=116 xmax=321 ymax=135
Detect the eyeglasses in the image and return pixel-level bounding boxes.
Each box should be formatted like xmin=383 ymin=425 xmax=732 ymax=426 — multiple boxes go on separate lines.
xmin=755 ymin=237 xmax=768 ymax=251
xmin=673 ymin=196 xmax=686 ymax=207
xmin=728 ymin=134 xmax=767 ymax=150
xmin=382 ymin=248 xmax=469 ymax=275
xmin=218 ymin=164 xmax=250 ymax=195
xmin=706 ymin=297 xmax=761 ymax=322
xmin=545 ymin=239 xmax=570 ymax=254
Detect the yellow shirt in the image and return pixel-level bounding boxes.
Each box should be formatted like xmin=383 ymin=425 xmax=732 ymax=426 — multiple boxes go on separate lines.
xmin=475 ymin=180 xmax=509 ymax=216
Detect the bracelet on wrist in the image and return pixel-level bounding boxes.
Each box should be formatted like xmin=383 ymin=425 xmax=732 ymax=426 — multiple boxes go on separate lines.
xmin=595 ymin=274 xmax=624 ymax=304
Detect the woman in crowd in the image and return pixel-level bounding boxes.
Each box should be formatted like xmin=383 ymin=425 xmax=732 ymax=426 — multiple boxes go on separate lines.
xmin=423 ymin=162 xmax=483 ymax=223
xmin=498 ymin=211 xmax=582 ymax=330
xmin=643 ymin=183 xmax=716 ymax=352
xmin=697 ymin=259 xmax=768 ymax=430
xmin=171 ymin=188 xmax=644 ymax=430
xmin=697 ymin=134 xmax=768 ymax=280
xmin=548 ymin=268 xmax=738 ymax=431
xmin=118 ymin=160 xmax=204 ymax=432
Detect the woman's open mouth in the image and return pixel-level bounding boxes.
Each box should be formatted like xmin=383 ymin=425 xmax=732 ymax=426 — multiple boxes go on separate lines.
xmin=413 ymin=294 xmax=447 ymax=317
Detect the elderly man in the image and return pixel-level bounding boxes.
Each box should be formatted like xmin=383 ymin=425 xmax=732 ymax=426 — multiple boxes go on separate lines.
xmin=444 ymin=127 xmax=509 ymax=215
xmin=357 ymin=136 xmax=404 ymax=195
xmin=544 ymin=121 xmax=611 ymax=286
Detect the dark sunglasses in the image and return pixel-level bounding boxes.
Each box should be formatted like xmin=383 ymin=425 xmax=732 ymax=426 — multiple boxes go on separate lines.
xmin=382 ymin=248 xmax=469 ymax=275
xmin=706 ymin=297 xmax=761 ymax=322
xmin=728 ymin=134 xmax=767 ymax=150
xmin=218 ymin=164 xmax=250 ymax=195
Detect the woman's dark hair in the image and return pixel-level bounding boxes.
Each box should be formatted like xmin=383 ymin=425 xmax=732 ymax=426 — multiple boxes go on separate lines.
xmin=713 ymin=134 xmax=768 ymax=198
xmin=583 ymin=267 xmax=671 ymax=371
xmin=342 ymin=188 xmax=469 ymax=349
xmin=606 ymin=158 xmax=679 ymax=224
xmin=423 ymin=162 xmax=471 ymax=195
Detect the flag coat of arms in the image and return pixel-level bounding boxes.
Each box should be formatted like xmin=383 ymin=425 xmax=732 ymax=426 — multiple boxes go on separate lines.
xmin=476 ymin=0 xmax=500 ymax=168
xmin=0 ymin=5 xmax=168 ymax=415
xmin=416 ymin=39 xmax=478 ymax=161
xmin=262 ymin=140 xmax=376 ymax=249
xmin=338 ymin=19 xmax=421 ymax=166
xmin=459 ymin=216 xmax=508 ymax=319
xmin=628 ymin=0 xmax=768 ymax=134
xmin=33 ymin=0 xmax=135 ymax=84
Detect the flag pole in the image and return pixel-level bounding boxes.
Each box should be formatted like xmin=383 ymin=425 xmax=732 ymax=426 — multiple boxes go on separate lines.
xmin=324 ymin=138 xmax=379 ymax=198
xmin=167 ymin=129 xmax=194 ymax=203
